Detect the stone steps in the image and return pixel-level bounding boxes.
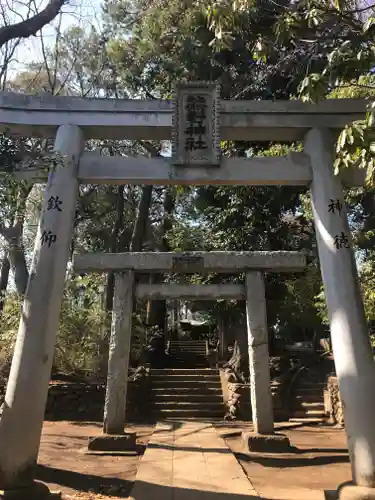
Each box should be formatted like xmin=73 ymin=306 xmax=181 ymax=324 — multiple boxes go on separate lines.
xmin=289 ymin=417 xmax=326 ymax=424
xmin=289 ymin=371 xmax=327 ymax=423
xmin=151 ymin=369 xmax=217 ymax=375
xmin=154 ymin=401 xmax=223 ymax=409
xmin=293 ymin=387 xmax=325 ymax=396
xmin=153 ymin=393 xmax=222 ymax=402
xmin=151 ymin=374 xmax=219 ymax=382
xmin=292 ymin=409 xmax=326 ymax=418
xmin=294 ymin=394 xmax=323 ymax=403
xmin=155 ymin=408 xmax=224 ymax=418
xmin=151 ymin=379 xmax=222 ymax=388
xmin=293 ymin=401 xmax=325 ymax=411
xmin=168 ymin=341 xmax=208 ymax=358
xmin=152 ymin=386 xmax=222 ymax=393
xmin=150 ymin=367 xmax=224 ymax=419
xmin=169 ymin=348 xmax=207 ymax=352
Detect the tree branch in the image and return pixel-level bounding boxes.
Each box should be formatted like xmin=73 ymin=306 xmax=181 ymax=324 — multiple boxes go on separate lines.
xmin=0 ymin=0 xmax=66 ymax=49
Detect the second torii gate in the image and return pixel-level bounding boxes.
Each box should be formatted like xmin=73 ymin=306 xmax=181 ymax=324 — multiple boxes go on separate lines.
xmin=72 ymin=250 xmax=306 ymax=443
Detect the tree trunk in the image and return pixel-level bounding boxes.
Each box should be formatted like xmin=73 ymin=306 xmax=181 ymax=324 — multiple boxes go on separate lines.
xmin=9 ymin=244 xmax=29 ymax=296
xmin=0 ymin=225 xmax=29 ymax=295
xmin=129 ymin=186 xmax=153 ymax=252
xmin=0 ymin=255 xmax=10 ymax=312
xmin=0 ymin=184 xmax=33 ymax=296
xmin=129 ymin=185 xmax=154 ymax=324
xmin=0 ymin=0 xmax=65 ymax=49
xmin=105 ymin=185 xmax=125 ymax=311
xmin=146 ymin=187 xmax=175 ymax=330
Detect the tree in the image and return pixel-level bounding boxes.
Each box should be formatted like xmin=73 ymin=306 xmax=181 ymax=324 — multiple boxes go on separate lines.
xmin=206 ymin=0 xmax=375 ymax=180
xmin=0 ymin=0 xmax=66 ymax=49
xmin=0 ymin=135 xmax=48 ymax=295
xmin=101 ymin=0 xmax=326 ymax=338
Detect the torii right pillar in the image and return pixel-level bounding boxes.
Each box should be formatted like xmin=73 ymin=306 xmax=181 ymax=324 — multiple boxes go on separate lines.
xmin=305 ymin=128 xmax=375 ymax=500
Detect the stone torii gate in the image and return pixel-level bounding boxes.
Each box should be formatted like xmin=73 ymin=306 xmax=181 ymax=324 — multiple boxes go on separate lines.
xmin=72 ymin=250 xmax=306 ymax=444
xmin=0 ymin=86 xmax=374 ymax=500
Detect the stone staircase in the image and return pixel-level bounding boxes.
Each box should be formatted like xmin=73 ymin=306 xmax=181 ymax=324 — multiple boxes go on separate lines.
xmin=150 ymin=368 xmax=224 ymax=420
xmin=289 ymin=369 xmax=327 ymax=423
xmin=168 ymin=340 xmax=208 ymax=367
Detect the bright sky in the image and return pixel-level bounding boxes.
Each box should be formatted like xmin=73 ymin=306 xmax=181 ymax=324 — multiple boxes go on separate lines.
xmin=3 ymin=0 xmax=102 ymax=77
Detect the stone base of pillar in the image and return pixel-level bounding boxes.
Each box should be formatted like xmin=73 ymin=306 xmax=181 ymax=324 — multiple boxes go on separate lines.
xmin=87 ymin=432 xmax=136 ymax=452
xmin=325 ymin=482 xmax=375 ymax=500
xmin=0 ymin=481 xmax=61 ymax=500
xmin=242 ymin=432 xmax=294 ymax=453
xmin=337 ymin=482 xmax=375 ymax=500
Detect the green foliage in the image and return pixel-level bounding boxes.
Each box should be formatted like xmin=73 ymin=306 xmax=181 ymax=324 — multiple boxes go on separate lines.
xmin=206 ymin=0 xmax=375 ymax=182
xmin=0 ymin=294 xmax=21 ymax=373
xmin=0 ymin=277 xmax=110 ymax=378
xmin=359 ymin=261 xmax=375 ymax=322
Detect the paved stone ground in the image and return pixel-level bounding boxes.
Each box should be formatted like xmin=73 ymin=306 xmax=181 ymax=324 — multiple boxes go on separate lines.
xmin=129 ymin=421 xmax=259 ymax=500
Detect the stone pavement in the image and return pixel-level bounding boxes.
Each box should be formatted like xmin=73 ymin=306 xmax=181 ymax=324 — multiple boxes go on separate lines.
xmin=128 ymin=421 xmax=259 ymax=500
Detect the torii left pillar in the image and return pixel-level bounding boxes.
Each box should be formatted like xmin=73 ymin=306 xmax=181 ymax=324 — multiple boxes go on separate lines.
xmin=243 ymin=271 xmax=292 ymax=454
xmin=0 ymin=124 xmax=83 ymax=498
xmin=87 ymin=271 xmax=136 ymax=452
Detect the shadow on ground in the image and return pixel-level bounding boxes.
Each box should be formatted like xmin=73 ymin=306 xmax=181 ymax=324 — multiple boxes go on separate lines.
xmin=234 ymin=451 xmax=349 ymax=468
xmin=149 ymin=441 xmax=348 ymax=457
xmin=36 ymin=467 xmax=268 ymax=499
xmin=36 ymin=465 xmax=134 ymax=497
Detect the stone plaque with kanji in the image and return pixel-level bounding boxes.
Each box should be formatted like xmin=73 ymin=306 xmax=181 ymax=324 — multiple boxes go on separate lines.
xmin=172 ymin=255 xmax=204 ymax=272
xmin=172 ymin=82 xmax=220 ymax=167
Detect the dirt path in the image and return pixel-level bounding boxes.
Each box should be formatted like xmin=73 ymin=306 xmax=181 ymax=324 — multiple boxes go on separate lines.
xmin=38 ymin=421 xmax=155 ymax=499
xmin=218 ymin=423 xmax=351 ymax=500
xmin=37 ymin=421 xmax=351 ymax=500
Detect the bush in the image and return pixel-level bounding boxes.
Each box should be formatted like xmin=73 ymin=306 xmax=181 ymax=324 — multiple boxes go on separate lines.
xmin=0 ymin=293 xmax=22 ymax=379
xmin=0 ymin=276 xmax=148 ymax=383
xmin=0 ymin=278 xmax=111 ymax=381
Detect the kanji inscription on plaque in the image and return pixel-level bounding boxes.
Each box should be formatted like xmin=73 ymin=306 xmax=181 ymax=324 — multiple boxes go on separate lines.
xmin=172 ymin=255 xmax=204 ymax=272
xmin=172 ymin=82 xmax=220 ymax=167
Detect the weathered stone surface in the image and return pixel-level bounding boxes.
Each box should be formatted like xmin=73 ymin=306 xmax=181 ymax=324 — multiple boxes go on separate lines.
xmin=42 ymin=376 xmax=151 ymax=422
xmin=87 ymin=433 xmax=136 ymax=452
xmin=136 ymin=283 xmax=245 ymax=300
xmin=242 ymin=432 xmax=293 ymax=453
xmin=0 ymin=124 xmax=84 ymax=490
xmin=129 ymin=422 xmax=257 ymax=500
xmin=73 ymin=250 xmax=306 ymax=274
xmin=79 ymin=154 xmax=313 ymax=186
xmin=338 ymin=482 xmax=375 ymax=500
xmin=221 ymin=368 xmax=288 ymax=422
xmin=246 ymin=272 xmax=274 ymax=435
xmin=0 ymin=90 xmax=367 ymax=142
xmin=327 ymin=376 xmax=344 ymax=428
xmin=306 ymin=128 xmax=375 ymax=486
xmin=103 ymin=272 xmax=134 ymax=435
xmin=172 ymin=82 xmax=220 ymax=167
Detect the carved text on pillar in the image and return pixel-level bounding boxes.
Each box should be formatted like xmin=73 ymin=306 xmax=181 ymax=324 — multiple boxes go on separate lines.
xmin=40 ymin=230 xmax=57 ymax=247
xmin=328 ymin=198 xmax=342 ymax=215
xmin=47 ymin=195 xmax=63 ymax=212
xmin=327 ymin=197 xmax=350 ymax=250
xmin=333 ymin=232 xmax=349 ymax=249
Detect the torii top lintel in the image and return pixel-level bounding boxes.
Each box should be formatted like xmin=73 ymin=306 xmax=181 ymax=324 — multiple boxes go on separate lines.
xmin=73 ymin=251 xmax=306 ymax=274
xmin=0 ymin=90 xmax=366 ymax=142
